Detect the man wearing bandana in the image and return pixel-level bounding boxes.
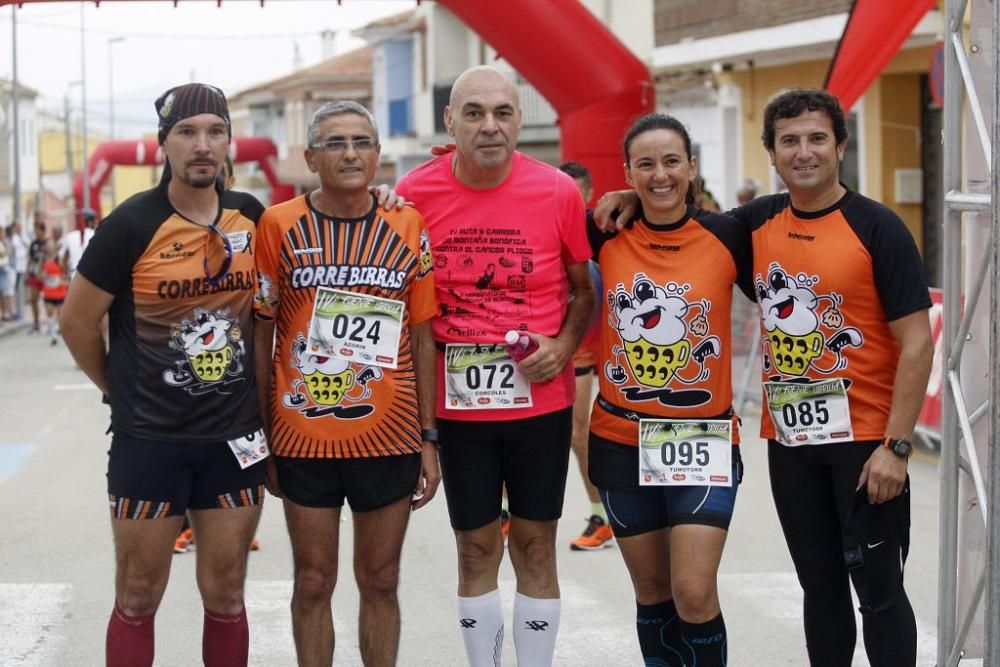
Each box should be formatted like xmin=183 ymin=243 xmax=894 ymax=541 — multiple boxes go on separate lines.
xmin=61 ymin=83 xmax=265 ymax=667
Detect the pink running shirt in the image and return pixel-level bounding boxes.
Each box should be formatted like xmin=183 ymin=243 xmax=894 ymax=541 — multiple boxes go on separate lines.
xmin=396 ymin=151 xmax=591 ymax=421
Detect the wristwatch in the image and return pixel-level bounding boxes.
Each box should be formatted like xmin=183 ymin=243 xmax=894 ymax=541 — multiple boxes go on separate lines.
xmin=421 ymin=428 xmax=439 ymax=444
xmin=882 ymin=437 xmax=914 ymax=459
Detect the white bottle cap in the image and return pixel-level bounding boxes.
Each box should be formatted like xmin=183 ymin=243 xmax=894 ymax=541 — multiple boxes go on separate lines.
xmin=504 ymin=330 xmax=520 ymax=345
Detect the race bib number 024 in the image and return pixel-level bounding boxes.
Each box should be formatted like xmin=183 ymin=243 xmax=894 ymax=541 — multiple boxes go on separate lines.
xmin=444 ymin=344 xmax=532 ymax=410
xmin=638 ymin=419 xmax=732 ymax=487
xmin=764 ymin=378 xmax=854 ymax=446
xmin=308 ymin=288 xmax=404 ymax=369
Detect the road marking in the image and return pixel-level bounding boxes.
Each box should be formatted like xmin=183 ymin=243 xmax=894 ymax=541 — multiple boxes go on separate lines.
xmin=54 ymin=383 xmax=98 ymax=391
xmin=0 ymin=443 xmax=36 ymax=480
xmin=720 ymin=573 xmax=938 ymax=666
xmin=244 ymin=575 xmax=625 ymax=666
xmin=0 ymin=583 xmax=71 ymax=666
xmin=245 ymin=581 xmax=319 ymax=666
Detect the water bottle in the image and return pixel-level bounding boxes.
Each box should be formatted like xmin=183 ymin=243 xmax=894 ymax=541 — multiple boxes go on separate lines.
xmin=505 ymin=330 xmax=538 ymax=361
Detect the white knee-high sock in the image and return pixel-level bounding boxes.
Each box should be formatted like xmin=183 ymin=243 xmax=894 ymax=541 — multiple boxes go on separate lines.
xmin=513 ymin=592 xmax=560 ymax=666
xmin=457 ymin=589 xmax=504 ymax=667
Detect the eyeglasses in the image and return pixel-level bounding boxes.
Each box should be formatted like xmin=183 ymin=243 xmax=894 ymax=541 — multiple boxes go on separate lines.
xmin=309 ymin=138 xmax=378 ymax=153
xmin=203 ymin=224 xmax=233 ymax=286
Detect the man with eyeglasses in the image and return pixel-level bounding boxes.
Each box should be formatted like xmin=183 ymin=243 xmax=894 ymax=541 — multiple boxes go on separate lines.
xmin=60 ymin=83 xmax=267 ymax=666
xmin=395 ymin=66 xmax=594 ymax=666
xmin=253 ymin=100 xmax=440 ymax=666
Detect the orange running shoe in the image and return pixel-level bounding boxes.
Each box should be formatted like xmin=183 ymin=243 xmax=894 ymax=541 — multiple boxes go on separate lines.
xmin=173 ymin=527 xmax=195 ymax=554
xmin=570 ymin=515 xmax=615 ymax=551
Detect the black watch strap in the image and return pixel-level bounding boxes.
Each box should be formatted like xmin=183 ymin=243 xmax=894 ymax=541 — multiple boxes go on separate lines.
xmin=421 ymin=428 xmax=439 ymax=444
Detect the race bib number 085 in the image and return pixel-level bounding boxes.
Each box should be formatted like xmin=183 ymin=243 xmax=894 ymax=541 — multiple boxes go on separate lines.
xmin=308 ymin=288 xmax=404 ymax=369
xmin=638 ymin=419 xmax=732 ymax=487
xmin=764 ymin=378 xmax=854 ymax=446
xmin=444 ymin=344 xmax=532 ymax=410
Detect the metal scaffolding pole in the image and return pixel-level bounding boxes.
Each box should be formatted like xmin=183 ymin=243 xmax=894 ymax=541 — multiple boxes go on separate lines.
xmin=939 ymin=0 xmax=998 ymax=663
xmin=985 ymin=0 xmax=1000 ymax=659
xmin=938 ymin=1 xmax=964 ymax=662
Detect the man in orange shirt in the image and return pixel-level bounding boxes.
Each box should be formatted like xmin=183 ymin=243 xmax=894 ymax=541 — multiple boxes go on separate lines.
xmin=253 ymin=100 xmax=440 ymax=666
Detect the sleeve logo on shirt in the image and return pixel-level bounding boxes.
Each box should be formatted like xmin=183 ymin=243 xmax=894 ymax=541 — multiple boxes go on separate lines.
xmin=255 ymin=271 xmax=279 ymax=311
xmin=163 ymin=308 xmax=246 ymax=394
xmin=604 ymin=273 xmax=719 ymax=407
xmin=281 ymin=333 xmax=383 ymax=420
xmin=417 ymin=229 xmax=433 ymax=278
xmin=756 ymin=263 xmax=863 ymax=380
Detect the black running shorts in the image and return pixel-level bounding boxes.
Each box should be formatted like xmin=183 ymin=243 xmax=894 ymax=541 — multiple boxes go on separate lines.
xmin=107 ymin=431 xmax=266 ymax=519
xmin=437 ymin=407 xmax=573 ymax=531
xmin=274 ymin=452 xmax=421 ymax=512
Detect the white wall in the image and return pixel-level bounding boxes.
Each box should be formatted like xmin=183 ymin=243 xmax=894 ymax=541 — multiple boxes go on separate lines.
xmin=580 ymin=0 xmax=654 ymax=64
xmin=666 ymin=107 xmax=725 ymax=209
xmin=428 ymin=6 xmax=471 ymax=83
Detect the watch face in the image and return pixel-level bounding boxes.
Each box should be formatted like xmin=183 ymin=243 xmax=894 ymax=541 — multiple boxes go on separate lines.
xmin=891 ymin=439 xmax=913 ymax=457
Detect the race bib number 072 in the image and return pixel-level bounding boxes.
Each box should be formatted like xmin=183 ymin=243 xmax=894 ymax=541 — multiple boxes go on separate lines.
xmin=444 ymin=344 xmax=532 ymax=410
xmin=638 ymin=419 xmax=732 ymax=487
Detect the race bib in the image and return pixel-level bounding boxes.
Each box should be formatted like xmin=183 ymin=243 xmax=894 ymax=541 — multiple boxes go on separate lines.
xmin=227 ymin=230 xmax=251 ymax=253
xmin=227 ymin=429 xmax=269 ymax=469
xmin=764 ymin=379 xmax=854 ymax=446
xmin=444 ymin=344 xmax=532 ymax=410
xmin=639 ymin=419 xmax=733 ymax=487
xmin=308 ymin=288 xmax=404 ymax=369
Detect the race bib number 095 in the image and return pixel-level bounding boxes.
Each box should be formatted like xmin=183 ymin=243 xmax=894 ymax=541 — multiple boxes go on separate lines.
xmin=308 ymin=288 xmax=404 ymax=369
xmin=444 ymin=344 xmax=532 ymax=410
xmin=764 ymin=378 xmax=853 ymax=446
xmin=638 ymin=419 xmax=732 ymax=487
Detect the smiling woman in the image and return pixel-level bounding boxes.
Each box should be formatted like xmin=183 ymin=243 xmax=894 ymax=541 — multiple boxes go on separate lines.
xmin=585 ymin=112 xmax=757 ymax=667
xmin=622 ymin=114 xmax=696 ymax=226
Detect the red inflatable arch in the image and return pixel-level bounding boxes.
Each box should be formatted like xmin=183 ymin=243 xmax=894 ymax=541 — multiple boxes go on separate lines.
xmin=72 ymin=136 xmax=295 ymax=221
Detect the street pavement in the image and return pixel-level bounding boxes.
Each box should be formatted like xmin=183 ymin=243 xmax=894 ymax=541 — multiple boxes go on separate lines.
xmin=0 ymin=328 xmax=946 ymax=666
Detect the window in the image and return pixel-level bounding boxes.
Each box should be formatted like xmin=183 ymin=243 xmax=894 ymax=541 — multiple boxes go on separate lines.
xmin=840 ymin=112 xmax=860 ymax=192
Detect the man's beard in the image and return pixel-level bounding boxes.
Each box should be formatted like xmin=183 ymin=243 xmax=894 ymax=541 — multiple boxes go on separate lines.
xmin=177 ymin=161 xmax=219 ymax=189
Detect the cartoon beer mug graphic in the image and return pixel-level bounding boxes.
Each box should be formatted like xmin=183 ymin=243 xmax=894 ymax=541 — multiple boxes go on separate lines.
xmin=614 ymin=278 xmax=693 ymax=388
xmin=768 ymin=330 xmax=824 ymax=376
xmin=300 ymin=356 xmax=357 ymax=406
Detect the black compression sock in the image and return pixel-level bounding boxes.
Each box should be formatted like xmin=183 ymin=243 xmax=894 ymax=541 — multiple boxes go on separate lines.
xmin=636 ymin=598 xmax=685 ymax=666
xmin=681 ymin=613 xmax=727 ymax=667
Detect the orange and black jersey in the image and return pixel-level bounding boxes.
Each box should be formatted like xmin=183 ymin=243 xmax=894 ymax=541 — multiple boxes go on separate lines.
xmin=77 ymin=180 xmax=263 ymax=442
xmin=731 ymin=189 xmax=932 ymax=440
xmin=587 ymin=206 xmax=752 ymax=447
xmin=254 ymin=195 xmax=436 ymax=459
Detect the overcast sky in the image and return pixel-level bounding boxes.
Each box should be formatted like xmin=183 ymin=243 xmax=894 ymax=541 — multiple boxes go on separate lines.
xmin=0 ymin=0 xmax=413 ymax=137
